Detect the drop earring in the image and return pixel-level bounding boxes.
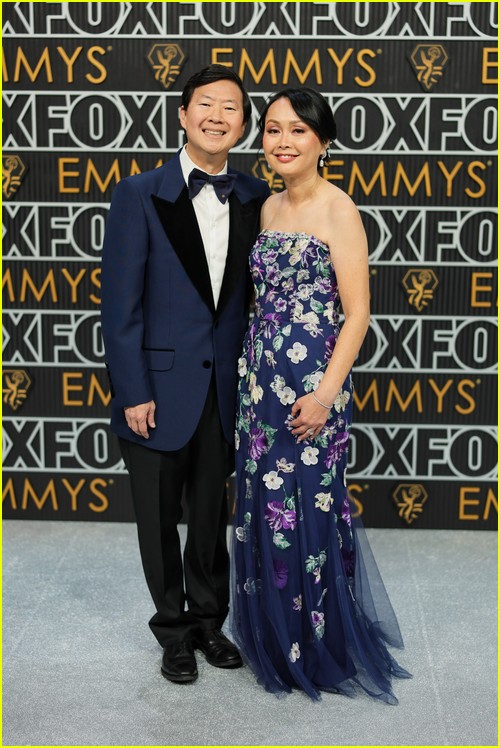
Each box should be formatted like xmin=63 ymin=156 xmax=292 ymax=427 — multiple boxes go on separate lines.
xmin=319 ymin=151 xmax=326 ymax=168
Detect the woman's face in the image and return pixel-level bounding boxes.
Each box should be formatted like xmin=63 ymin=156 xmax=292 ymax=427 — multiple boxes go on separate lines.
xmin=262 ymin=97 xmax=325 ymax=179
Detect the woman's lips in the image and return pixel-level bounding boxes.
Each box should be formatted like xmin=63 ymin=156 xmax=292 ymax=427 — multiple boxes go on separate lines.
xmin=274 ymin=154 xmax=297 ymax=162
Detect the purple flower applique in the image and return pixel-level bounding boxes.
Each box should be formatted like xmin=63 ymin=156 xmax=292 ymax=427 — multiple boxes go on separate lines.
xmin=341 ymin=494 xmax=352 ymax=526
xmin=251 ymin=251 xmax=264 ymax=281
xmin=248 ymin=426 xmax=269 ymax=461
xmin=275 ymin=298 xmax=287 ymax=313
xmin=266 ymin=263 xmax=281 ymax=286
xmin=311 ymin=610 xmax=324 ymax=626
xmin=265 ymin=289 xmax=278 ymax=304
xmin=325 ymin=431 xmax=349 ymax=469
xmin=247 ymin=325 xmax=257 ymax=366
xmin=260 ymin=313 xmax=282 ymax=339
xmin=311 ymin=610 xmax=325 ymax=639
xmin=273 ymin=559 xmax=288 ymax=589
xmin=300 ymin=243 xmax=321 ymax=267
xmin=265 ymin=501 xmax=297 ymax=532
xmin=263 ymin=247 xmax=278 ymax=265
xmin=324 ymin=335 xmax=335 ymax=361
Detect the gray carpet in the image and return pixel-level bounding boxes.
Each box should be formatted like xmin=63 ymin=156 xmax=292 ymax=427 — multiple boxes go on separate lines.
xmin=2 ymin=521 xmax=497 ymax=747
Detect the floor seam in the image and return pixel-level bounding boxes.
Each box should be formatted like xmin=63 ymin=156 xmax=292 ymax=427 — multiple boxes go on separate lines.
xmin=407 ymin=534 xmax=450 ymax=746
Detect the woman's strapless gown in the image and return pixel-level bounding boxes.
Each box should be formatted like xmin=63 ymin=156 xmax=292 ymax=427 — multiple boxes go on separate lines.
xmin=231 ymin=230 xmax=411 ymax=703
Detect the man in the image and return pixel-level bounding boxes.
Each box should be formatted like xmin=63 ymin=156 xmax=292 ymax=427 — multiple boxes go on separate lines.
xmin=100 ymin=65 xmax=269 ymax=684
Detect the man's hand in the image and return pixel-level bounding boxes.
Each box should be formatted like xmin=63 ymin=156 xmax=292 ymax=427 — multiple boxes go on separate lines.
xmin=124 ymin=400 xmax=156 ymax=439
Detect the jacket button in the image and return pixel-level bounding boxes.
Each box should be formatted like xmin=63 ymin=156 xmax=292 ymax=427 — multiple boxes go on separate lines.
xmin=202 ymin=360 xmax=212 ymax=369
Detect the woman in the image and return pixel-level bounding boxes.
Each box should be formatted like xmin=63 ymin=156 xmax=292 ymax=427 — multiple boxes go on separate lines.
xmin=232 ymin=88 xmax=411 ymax=702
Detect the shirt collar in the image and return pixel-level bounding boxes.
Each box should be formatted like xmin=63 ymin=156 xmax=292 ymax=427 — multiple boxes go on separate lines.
xmin=179 ymin=145 xmax=228 ymax=186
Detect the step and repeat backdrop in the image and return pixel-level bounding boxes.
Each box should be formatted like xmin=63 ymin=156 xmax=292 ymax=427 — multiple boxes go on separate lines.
xmin=2 ymin=2 xmax=498 ymax=528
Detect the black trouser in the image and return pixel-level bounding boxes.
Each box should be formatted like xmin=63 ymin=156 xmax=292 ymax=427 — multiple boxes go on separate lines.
xmin=119 ymin=378 xmax=231 ymax=647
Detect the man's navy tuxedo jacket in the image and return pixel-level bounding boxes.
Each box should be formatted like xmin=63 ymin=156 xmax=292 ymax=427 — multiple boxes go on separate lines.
xmin=100 ymin=153 xmax=269 ymax=451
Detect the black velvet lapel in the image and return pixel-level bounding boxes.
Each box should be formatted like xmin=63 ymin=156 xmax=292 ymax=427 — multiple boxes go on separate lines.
xmin=152 ymin=189 xmax=215 ymax=315
xmin=216 ymin=194 xmax=261 ymax=318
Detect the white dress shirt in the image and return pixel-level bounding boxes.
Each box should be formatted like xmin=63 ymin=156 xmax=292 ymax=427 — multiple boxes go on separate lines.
xmin=179 ymin=145 xmax=230 ymax=308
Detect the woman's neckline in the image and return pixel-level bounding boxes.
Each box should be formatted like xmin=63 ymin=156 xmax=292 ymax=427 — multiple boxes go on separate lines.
xmin=259 ymin=229 xmax=329 ymax=250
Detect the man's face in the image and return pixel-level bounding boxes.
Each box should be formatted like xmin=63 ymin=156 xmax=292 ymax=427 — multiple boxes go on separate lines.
xmin=180 ymin=79 xmax=246 ymax=165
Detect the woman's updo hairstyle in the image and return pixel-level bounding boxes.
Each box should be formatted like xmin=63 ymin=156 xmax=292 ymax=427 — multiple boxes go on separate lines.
xmin=257 ymin=87 xmax=337 ymax=169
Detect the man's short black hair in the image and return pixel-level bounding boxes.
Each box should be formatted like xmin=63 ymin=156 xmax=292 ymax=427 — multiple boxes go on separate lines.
xmin=181 ymin=64 xmax=252 ymax=124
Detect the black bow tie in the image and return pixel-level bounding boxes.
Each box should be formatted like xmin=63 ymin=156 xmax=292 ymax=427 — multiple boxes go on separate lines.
xmin=188 ymin=168 xmax=235 ymax=204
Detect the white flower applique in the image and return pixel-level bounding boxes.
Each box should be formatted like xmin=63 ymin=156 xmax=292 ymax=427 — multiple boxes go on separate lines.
xmin=301 ymin=446 xmax=319 ymax=465
xmin=286 ymin=342 xmax=307 ymax=364
xmin=289 ymin=642 xmax=301 ymax=662
xmin=262 ymin=471 xmax=284 ymax=490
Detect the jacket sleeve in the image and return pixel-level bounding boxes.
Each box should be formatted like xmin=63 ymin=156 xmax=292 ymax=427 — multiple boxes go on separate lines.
xmin=100 ymin=177 xmax=154 ymax=408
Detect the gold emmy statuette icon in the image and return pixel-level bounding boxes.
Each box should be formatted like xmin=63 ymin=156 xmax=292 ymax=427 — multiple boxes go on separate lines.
xmin=402 ymin=269 xmax=439 ymax=312
xmin=2 ymin=155 xmax=27 ymax=199
xmin=2 ymin=370 xmax=32 ymax=411
xmin=410 ymin=44 xmax=449 ymax=91
xmin=393 ymin=483 xmax=428 ymax=525
xmin=147 ymin=43 xmax=186 ymax=90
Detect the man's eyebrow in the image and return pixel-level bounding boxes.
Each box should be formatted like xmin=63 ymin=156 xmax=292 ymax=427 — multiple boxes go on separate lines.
xmin=198 ymin=94 xmax=239 ymax=104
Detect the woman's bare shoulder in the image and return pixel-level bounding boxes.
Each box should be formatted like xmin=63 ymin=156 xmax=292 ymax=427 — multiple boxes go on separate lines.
xmin=323 ymin=182 xmax=359 ymax=217
xmin=321 ymin=184 xmax=367 ymax=253
xmin=262 ymin=191 xmax=282 ymax=209
xmin=260 ymin=191 xmax=284 ymax=228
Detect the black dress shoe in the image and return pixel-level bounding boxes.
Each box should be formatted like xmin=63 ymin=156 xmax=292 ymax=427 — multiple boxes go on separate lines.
xmin=194 ymin=629 xmax=243 ymax=669
xmin=161 ymin=641 xmax=198 ymax=683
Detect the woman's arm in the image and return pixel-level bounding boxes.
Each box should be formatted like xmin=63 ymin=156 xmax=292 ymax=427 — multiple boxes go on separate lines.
xmin=290 ymin=193 xmax=370 ymax=441
xmin=315 ymin=194 xmax=370 ymax=404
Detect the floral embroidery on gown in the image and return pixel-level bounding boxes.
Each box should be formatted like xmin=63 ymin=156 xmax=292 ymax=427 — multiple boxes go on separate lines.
xmin=232 ymin=230 xmax=411 ymax=703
